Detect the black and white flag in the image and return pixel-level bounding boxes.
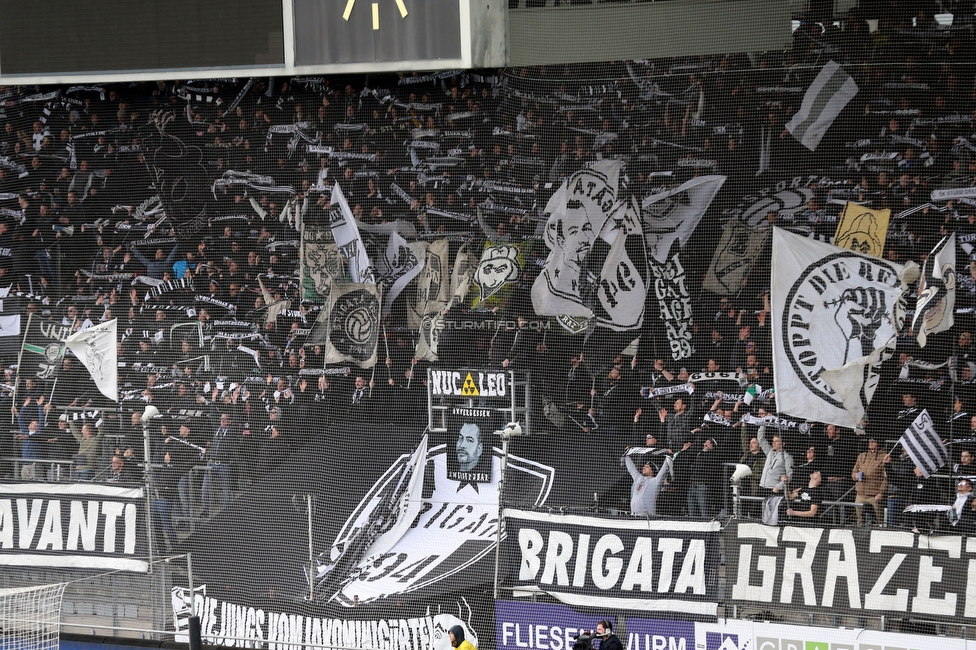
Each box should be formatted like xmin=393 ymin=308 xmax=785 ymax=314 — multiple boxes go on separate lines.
xmin=785 ymin=61 xmax=859 ymax=152
xmin=301 ymin=226 xmax=342 ymax=304
xmin=584 ymin=197 xmax=647 ymax=332
xmin=771 ymin=228 xmax=918 ymax=428
xmin=532 ymin=160 xmax=620 ymax=317
xmin=64 ymin=318 xmax=118 ymax=402
xmin=642 ymin=175 xmax=725 ymax=264
xmin=376 ymin=228 xmax=424 ymax=318
xmin=329 ymin=183 xmax=376 ymax=284
xmin=18 ymin=314 xmax=70 ymax=382
xmin=703 ymin=220 xmax=770 ymax=296
xmin=651 ymin=253 xmax=696 ymax=361
xmin=900 ymin=409 xmax=949 ymax=478
xmin=451 ymin=242 xmax=478 ymax=307
xmin=323 ymin=283 xmax=382 ymax=369
xmin=407 ymin=238 xmax=450 ymax=329
xmin=912 ymin=233 xmax=955 ymax=347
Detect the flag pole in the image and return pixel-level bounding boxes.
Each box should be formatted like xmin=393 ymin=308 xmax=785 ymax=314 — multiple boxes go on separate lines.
xmin=382 ymin=324 xmax=392 ymax=382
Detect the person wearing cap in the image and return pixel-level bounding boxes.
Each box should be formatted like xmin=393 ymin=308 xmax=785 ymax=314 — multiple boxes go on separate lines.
xmin=851 ymin=437 xmax=888 ymax=526
xmin=448 ymin=625 xmax=476 ymax=650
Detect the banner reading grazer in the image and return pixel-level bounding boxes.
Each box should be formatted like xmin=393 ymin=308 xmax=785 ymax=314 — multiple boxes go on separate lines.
xmin=0 ymin=483 xmax=148 ymax=572
xmin=725 ymin=520 xmax=976 ymax=624
xmin=502 ymin=509 xmax=720 ymax=617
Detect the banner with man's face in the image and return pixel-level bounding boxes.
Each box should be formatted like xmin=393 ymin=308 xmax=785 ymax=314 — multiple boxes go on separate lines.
xmin=445 ymin=408 xmax=502 ymax=484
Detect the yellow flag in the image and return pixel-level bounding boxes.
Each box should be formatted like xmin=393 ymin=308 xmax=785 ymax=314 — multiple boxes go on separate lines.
xmin=833 ymin=202 xmax=890 ymax=258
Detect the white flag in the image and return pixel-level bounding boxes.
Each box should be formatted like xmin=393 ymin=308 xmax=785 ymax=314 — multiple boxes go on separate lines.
xmin=377 ymin=228 xmax=425 ymax=317
xmin=329 ymin=183 xmax=376 ymax=284
xmin=585 ymin=198 xmax=647 ymax=331
xmin=912 ymin=233 xmax=955 ymax=347
xmin=407 ymin=238 xmax=450 ymax=329
xmin=899 ymin=409 xmax=948 ymax=479
xmin=642 ymin=174 xmax=726 ymax=264
xmin=0 ymin=314 xmax=20 ymax=337
xmin=64 ymin=318 xmax=118 ymax=402
xmin=703 ymin=219 xmax=771 ymax=295
xmin=258 ymin=276 xmax=290 ymax=324
xmin=771 ymin=229 xmax=918 ymax=428
xmin=785 ymin=61 xmax=859 ymax=152
xmin=532 ymin=160 xmax=620 ymax=317
xmin=450 ymin=242 xmax=478 ymax=307
xmin=324 ymin=283 xmax=382 ymax=369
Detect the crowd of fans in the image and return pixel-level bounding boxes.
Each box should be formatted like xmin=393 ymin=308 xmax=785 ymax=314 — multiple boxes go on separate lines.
xmin=3 ymin=2 xmax=976 ymax=550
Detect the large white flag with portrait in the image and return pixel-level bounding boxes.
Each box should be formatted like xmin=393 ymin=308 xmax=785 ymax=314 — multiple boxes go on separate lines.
xmin=64 ymin=318 xmax=118 ymax=402
xmin=771 ymin=229 xmax=918 ymax=428
xmin=532 ymin=160 xmax=620 ymax=317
